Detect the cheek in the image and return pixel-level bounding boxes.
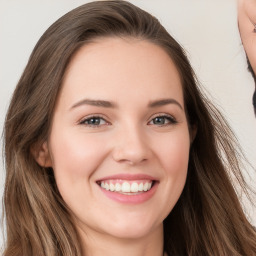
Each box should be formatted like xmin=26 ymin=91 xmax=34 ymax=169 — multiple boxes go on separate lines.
xmin=239 ymin=11 xmax=256 ymax=72
xmin=157 ymin=129 xmax=190 ymax=175
xmin=244 ymin=34 xmax=256 ymax=73
xmin=156 ymin=127 xmax=190 ymax=201
xmin=164 ymin=141 xmax=189 ymax=194
xmin=152 ymin=128 xmax=190 ymax=216
xmin=49 ymin=129 xmax=107 ymax=184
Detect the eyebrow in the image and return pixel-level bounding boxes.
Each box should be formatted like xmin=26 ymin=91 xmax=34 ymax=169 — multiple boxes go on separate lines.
xmin=70 ymin=99 xmax=117 ymax=110
xmin=70 ymin=98 xmax=183 ymax=110
xmin=148 ymin=98 xmax=183 ymax=110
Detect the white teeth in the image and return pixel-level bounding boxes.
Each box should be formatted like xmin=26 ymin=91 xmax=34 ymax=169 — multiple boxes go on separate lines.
xmin=131 ymin=182 xmax=139 ymax=192
xmin=143 ymin=183 xmax=148 ymax=191
xmin=115 ymin=183 xmax=121 ymax=191
xmin=122 ymin=182 xmax=130 ymax=192
xmin=100 ymin=181 xmax=153 ymax=193
xmin=109 ymin=183 xmax=115 ymax=191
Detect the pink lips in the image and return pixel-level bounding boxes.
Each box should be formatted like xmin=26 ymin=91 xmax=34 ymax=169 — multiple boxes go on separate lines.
xmin=96 ymin=174 xmax=158 ymax=204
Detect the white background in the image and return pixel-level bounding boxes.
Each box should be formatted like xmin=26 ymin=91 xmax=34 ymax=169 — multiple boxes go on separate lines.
xmin=1 ymin=0 xmax=255 ymax=249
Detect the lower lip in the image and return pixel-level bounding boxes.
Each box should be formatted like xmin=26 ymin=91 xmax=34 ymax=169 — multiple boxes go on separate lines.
xmin=99 ymin=182 xmax=158 ymax=204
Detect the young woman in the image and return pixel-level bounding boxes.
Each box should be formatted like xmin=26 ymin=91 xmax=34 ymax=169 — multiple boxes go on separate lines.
xmin=3 ymin=1 xmax=256 ymax=255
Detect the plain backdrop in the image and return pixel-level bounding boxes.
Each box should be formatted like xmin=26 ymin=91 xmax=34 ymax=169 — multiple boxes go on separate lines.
xmin=1 ymin=0 xmax=255 ymax=249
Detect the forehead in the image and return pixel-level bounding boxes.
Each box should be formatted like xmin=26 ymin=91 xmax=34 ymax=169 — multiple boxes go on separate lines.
xmin=60 ymin=37 xmax=184 ymax=107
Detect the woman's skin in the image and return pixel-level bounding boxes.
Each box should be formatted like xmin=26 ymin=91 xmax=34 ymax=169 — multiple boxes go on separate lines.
xmin=35 ymin=37 xmax=194 ymax=256
xmin=238 ymin=0 xmax=256 ymax=74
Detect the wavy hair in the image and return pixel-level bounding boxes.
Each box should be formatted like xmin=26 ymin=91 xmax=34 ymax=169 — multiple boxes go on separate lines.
xmin=2 ymin=1 xmax=256 ymax=255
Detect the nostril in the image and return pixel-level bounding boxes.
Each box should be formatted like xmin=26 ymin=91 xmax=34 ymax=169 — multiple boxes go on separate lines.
xmin=112 ymin=148 xmax=150 ymax=165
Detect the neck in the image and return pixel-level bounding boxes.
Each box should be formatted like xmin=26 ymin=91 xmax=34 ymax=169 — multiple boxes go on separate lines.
xmin=78 ymin=224 xmax=164 ymax=256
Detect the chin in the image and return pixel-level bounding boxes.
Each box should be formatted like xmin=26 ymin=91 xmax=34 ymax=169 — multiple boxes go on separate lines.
xmin=102 ymin=216 xmax=163 ymax=240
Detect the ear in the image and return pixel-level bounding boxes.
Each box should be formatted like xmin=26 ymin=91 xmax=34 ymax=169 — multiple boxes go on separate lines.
xmin=31 ymin=141 xmax=52 ymax=167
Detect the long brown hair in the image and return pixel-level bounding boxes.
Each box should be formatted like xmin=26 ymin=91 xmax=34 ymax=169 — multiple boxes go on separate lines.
xmin=2 ymin=1 xmax=256 ymax=255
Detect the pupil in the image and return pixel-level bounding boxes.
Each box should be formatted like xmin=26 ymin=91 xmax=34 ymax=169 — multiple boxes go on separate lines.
xmin=88 ymin=118 xmax=100 ymax=125
xmin=154 ymin=117 xmax=164 ymax=124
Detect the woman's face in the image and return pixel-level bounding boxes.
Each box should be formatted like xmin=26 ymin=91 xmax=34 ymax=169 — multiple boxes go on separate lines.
xmin=238 ymin=0 xmax=256 ymax=74
xmin=43 ymin=38 xmax=191 ymax=241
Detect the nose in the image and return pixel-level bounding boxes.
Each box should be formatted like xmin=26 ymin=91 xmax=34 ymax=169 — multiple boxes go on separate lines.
xmin=112 ymin=125 xmax=152 ymax=165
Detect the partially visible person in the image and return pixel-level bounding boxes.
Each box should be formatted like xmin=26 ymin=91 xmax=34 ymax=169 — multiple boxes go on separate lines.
xmin=238 ymin=0 xmax=256 ymax=115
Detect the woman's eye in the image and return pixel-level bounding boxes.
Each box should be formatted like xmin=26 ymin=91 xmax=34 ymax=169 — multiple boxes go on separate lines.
xmin=80 ymin=116 xmax=107 ymax=127
xmin=149 ymin=115 xmax=177 ymax=126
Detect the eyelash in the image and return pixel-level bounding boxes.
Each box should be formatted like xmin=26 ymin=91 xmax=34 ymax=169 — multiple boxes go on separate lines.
xmin=148 ymin=114 xmax=177 ymax=126
xmin=79 ymin=113 xmax=177 ymax=128
xmin=79 ymin=115 xmax=109 ymax=128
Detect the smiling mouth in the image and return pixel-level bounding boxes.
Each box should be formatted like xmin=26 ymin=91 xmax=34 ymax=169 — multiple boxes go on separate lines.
xmin=96 ymin=180 xmax=155 ymax=194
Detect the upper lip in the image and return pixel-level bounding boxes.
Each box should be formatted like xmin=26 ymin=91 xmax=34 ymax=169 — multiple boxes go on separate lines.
xmin=96 ymin=173 xmax=158 ymax=182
